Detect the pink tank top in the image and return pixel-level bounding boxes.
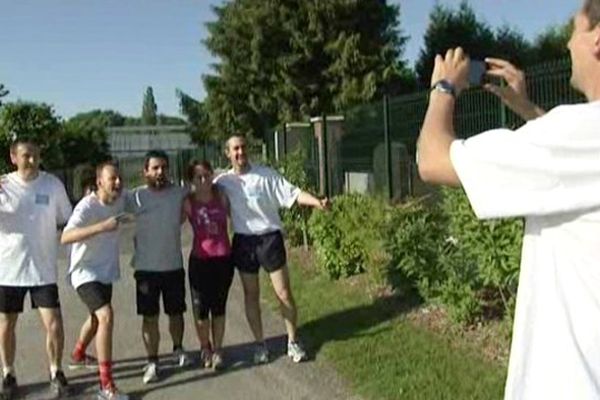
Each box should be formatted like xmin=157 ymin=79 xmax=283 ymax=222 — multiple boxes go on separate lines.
xmin=189 ymin=197 xmax=231 ymax=259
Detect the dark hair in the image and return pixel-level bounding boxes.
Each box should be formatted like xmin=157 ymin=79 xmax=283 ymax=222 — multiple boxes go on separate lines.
xmin=95 ymin=159 xmax=119 ymax=179
xmin=144 ymin=150 xmax=169 ymax=170
xmin=9 ymin=137 xmax=40 ymax=153
xmin=186 ymin=159 xmax=213 ymax=182
xmin=584 ymin=0 xmax=600 ymax=27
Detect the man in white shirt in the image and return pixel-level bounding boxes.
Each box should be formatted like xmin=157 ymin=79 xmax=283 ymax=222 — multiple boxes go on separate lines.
xmin=417 ymin=1 xmax=600 ymax=399
xmin=61 ymin=160 xmax=129 ymax=400
xmin=126 ymin=150 xmax=189 ymax=384
xmin=215 ymin=135 xmax=328 ymax=364
xmin=0 ymin=138 xmax=72 ymax=399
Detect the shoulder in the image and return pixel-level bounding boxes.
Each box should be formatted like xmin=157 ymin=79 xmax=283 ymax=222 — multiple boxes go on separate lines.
xmin=72 ymin=194 xmax=95 ymax=214
xmin=251 ymin=164 xmax=280 ymax=179
xmin=41 ymin=172 xmax=66 ymax=189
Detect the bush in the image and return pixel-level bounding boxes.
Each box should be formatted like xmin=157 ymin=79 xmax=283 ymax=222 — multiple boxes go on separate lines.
xmin=308 ymin=193 xmax=389 ymax=279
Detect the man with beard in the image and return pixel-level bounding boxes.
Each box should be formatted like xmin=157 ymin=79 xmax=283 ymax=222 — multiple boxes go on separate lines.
xmin=0 ymin=138 xmax=72 ymax=399
xmin=61 ymin=161 xmax=129 ymax=400
xmin=126 ymin=150 xmax=190 ymax=384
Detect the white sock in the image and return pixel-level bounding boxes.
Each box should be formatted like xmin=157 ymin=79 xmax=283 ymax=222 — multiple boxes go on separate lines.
xmin=49 ymin=365 xmax=59 ymax=378
xmin=3 ymin=366 xmax=14 ymax=378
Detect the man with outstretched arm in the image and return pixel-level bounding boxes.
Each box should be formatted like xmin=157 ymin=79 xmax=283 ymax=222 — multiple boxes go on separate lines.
xmin=417 ymin=1 xmax=600 ymax=398
xmin=215 ymin=135 xmax=328 ymax=364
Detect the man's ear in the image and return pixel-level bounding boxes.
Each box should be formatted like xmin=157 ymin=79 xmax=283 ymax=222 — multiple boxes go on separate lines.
xmin=9 ymin=151 xmax=17 ymax=166
xmin=593 ymin=24 xmax=600 ymax=57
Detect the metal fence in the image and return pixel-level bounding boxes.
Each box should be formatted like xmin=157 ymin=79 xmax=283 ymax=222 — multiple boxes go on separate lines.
xmin=269 ymin=58 xmax=584 ymax=201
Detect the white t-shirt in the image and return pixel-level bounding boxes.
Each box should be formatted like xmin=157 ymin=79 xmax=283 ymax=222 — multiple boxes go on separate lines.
xmin=126 ymin=185 xmax=187 ymax=272
xmin=215 ymin=164 xmax=301 ymax=235
xmin=450 ymin=102 xmax=600 ymax=400
xmin=0 ymin=171 xmax=72 ymax=286
xmin=65 ymin=193 xmax=125 ymax=289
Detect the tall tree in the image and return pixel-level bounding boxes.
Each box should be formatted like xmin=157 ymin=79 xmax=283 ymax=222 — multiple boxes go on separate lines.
xmin=531 ymin=22 xmax=572 ymax=63
xmin=0 ymin=84 xmax=8 ymax=107
xmin=141 ymin=86 xmax=158 ymax=125
xmin=203 ymin=0 xmax=410 ymax=138
xmin=0 ymin=102 xmax=63 ymax=171
xmin=177 ymin=89 xmax=210 ymax=144
xmin=415 ymin=1 xmax=534 ymax=87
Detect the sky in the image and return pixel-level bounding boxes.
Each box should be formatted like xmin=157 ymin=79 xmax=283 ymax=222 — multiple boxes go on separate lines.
xmin=0 ymin=0 xmax=578 ymax=120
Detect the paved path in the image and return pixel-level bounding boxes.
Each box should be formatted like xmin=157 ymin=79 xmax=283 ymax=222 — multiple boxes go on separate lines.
xmin=11 ymin=224 xmax=360 ymax=400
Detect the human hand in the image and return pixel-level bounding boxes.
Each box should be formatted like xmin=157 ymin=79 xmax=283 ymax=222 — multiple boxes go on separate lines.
xmin=430 ymin=47 xmax=470 ymax=95
xmin=99 ymin=216 xmax=119 ymax=232
xmin=317 ymin=198 xmax=330 ymax=211
xmin=483 ymin=57 xmax=544 ymax=120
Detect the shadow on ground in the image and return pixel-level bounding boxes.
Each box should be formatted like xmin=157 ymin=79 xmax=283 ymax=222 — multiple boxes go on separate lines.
xmin=300 ymin=293 xmax=421 ymax=357
xmin=18 ymin=336 xmax=288 ymax=400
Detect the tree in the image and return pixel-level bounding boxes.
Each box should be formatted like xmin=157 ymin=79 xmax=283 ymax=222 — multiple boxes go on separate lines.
xmin=0 ymin=102 xmax=63 ymax=171
xmin=415 ymin=1 xmax=534 ymax=87
xmin=177 ymin=89 xmax=211 ymax=144
xmin=531 ymin=22 xmax=572 ymax=63
xmin=202 ymin=0 xmax=410 ymax=138
xmin=68 ymin=109 xmax=127 ymax=127
xmin=0 ymin=84 xmax=8 ymax=107
xmin=141 ymin=86 xmax=158 ymax=125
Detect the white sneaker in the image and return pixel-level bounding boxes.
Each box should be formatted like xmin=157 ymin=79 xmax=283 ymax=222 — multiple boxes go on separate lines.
xmin=97 ymin=386 xmax=129 ymax=400
xmin=142 ymin=362 xmax=159 ymax=384
xmin=287 ymin=341 xmax=308 ymax=363
xmin=174 ymin=348 xmax=192 ymax=367
xmin=253 ymin=343 xmax=269 ymax=364
xmin=200 ymin=348 xmax=212 ymax=369
xmin=211 ymin=351 xmax=224 ymax=371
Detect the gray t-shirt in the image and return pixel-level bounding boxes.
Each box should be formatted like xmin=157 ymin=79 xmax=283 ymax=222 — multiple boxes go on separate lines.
xmin=127 ymin=184 xmax=187 ymax=272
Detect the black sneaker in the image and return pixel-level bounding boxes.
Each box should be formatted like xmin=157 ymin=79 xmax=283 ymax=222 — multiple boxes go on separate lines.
xmin=0 ymin=374 xmax=17 ymax=400
xmin=49 ymin=370 xmax=70 ymax=398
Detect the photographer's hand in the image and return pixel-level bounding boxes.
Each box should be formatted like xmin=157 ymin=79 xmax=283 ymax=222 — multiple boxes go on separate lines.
xmin=431 ymin=47 xmax=470 ymax=95
xmin=484 ymin=58 xmax=545 ymax=121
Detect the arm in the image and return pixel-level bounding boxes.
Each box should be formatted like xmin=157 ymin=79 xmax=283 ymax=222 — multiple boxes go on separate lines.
xmin=296 ymin=191 xmax=329 ymax=210
xmin=484 ymin=57 xmax=545 ymax=121
xmin=417 ymin=48 xmax=469 ymax=186
xmin=60 ymin=217 xmax=118 ymax=244
xmin=181 ymin=196 xmax=192 ymax=225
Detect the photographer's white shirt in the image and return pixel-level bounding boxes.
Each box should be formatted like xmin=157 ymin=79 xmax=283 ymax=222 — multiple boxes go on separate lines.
xmin=215 ymin=164 xmax=300 ymax=235
xmin=450 ymin=101 xmax=600 ymax=400
xmin=0 ymin=171 xmax=72 ymax=286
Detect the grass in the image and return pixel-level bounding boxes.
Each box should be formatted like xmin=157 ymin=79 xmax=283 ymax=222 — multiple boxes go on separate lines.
xmin=262 ymin=249 xmax=507 ymax=400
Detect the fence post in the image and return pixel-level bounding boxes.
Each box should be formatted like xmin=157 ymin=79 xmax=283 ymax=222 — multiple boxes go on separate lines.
xmin=500 ymin=80 xmax=507 ymax=127
xmin=383 ymin=95 xmax=393 ymax=200
xmin=282 ymin=123 xmax=288 ymax=158
xmin=322 ymin=114 xmax=330 ymax=198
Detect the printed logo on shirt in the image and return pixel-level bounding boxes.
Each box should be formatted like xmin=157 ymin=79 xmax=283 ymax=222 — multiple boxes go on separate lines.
xmin=35 ymin=194 xmax=50 ymax=205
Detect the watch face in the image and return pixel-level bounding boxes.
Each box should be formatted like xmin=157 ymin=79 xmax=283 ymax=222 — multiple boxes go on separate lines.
xmin=433 ymin=80 xmax=456 ymax=97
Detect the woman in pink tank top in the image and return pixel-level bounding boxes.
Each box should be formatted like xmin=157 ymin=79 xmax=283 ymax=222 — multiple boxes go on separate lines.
xmin=183 ymin=160 xmax=233 ymax=370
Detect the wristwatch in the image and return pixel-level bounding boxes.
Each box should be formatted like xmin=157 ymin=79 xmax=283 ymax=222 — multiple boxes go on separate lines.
xmin=431 ymin=79 xmax=457 ymax=98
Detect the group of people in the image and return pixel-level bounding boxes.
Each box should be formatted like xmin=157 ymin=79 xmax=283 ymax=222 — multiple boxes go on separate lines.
xmin=0 ymin=134 xmax=327 ymax=400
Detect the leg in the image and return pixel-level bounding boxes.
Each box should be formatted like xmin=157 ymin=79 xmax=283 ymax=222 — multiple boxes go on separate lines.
xmin=0 ymin=313 xmax=18 ymax=375
xmin=269 ymin=266 xmax=298 ymax=342
xmin=193 ymin=318 xmax=211 ymax=349
xmin=94 ymin=304 xmax=115 ymax=390
xmin=94 ymin=305 xmax=113 ymax=364
xmin=37 ymin=307 xmax=65 ymax=372
xmin=239 ymin=272 xmax=263 ymax=342
xmin=168 ymin=314 xmax=184 ymax=349
xmin=75 ymin=314 xmax=98 ymax=354
xmin=142 ymin=315 xmax=160 ymax=361
xmin=211 ymin=316 xmax=226 ymax=351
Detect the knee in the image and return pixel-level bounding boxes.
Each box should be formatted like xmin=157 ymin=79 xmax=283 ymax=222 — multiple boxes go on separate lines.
xmin=143 ymin=315 xmax=159 ymax=327
xmin=275 ymin=287 xmax=294 ymax=306
xmin=95 ymin=307 xmax=113 ymax=326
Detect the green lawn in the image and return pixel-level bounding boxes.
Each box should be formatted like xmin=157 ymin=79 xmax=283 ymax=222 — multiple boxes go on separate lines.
xmin=263 ymin=252 xmax=507 ymax=400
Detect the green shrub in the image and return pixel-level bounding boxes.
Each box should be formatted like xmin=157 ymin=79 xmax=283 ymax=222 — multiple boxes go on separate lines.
xmin=308 ymin=193 xmax=388 ymax=279
xmin=440 ymin=187 xmax=522 ymax=321
xmin=274 ymin=148 xmax=314 ymax=247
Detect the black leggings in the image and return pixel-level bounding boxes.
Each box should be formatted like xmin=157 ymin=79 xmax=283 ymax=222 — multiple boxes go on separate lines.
xmin=188 ymin=255 xmax=234 ymax=320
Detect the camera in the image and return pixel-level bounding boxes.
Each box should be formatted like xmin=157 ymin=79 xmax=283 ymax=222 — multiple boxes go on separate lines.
xmin=468 ymin=60 xmax=487 ymax=86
